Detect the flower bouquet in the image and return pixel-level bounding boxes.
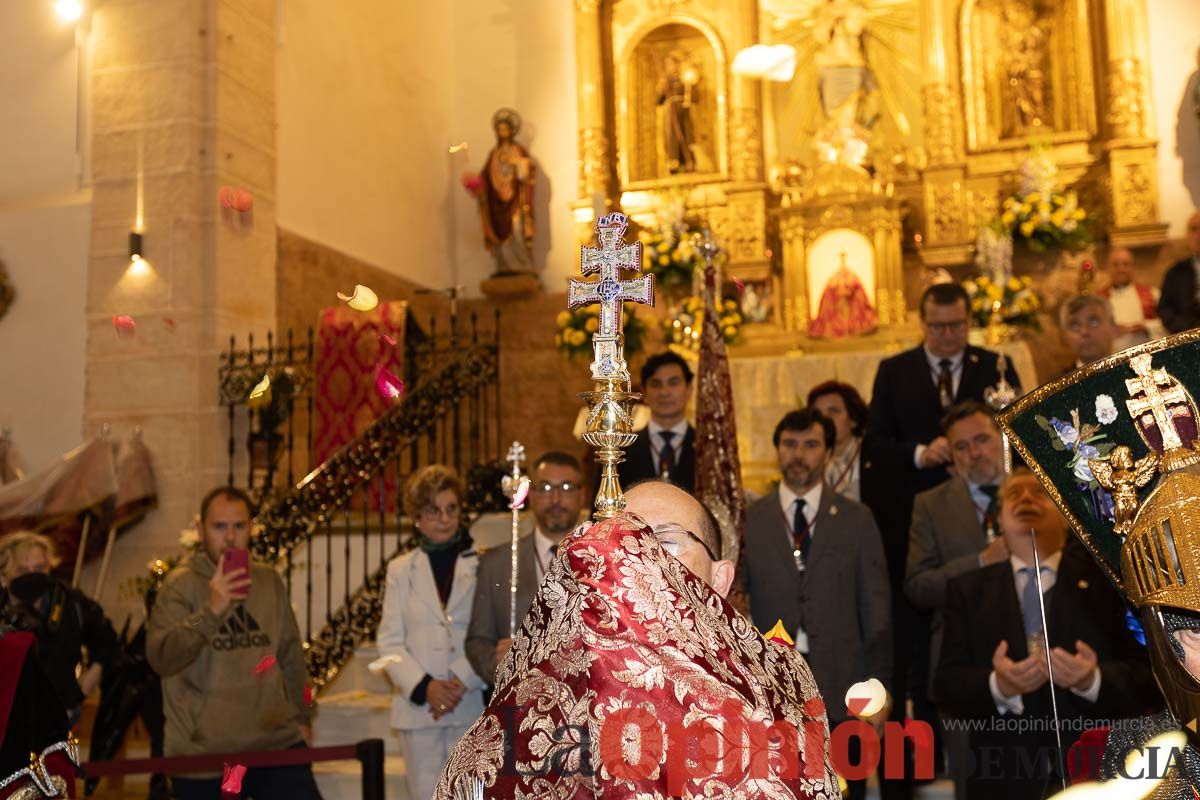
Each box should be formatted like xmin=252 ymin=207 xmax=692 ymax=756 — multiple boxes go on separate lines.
xmin=962 ymin=275 xmax=1042 ymax=330
xmin=998 ymin=147 xmax=1093 ymax=252
xmin=640 ymin=228 xmax=700 ymax=292
xmin=664 ymin=295 xmax=742 ymax=351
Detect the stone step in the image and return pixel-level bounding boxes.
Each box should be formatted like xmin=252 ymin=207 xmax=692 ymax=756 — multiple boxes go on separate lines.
xmin=313 ymin=689 xmax=397 ymax=755
xmin=313 ymin=754 xmax=409 ymax=800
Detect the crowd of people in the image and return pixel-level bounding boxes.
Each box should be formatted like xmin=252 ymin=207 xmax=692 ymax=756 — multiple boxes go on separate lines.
xmin=2 ymin=221 xmax=1199 ymax=799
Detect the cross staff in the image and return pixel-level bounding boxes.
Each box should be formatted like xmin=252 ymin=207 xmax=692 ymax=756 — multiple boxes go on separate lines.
xmin=568 ymin=213 xmax=654 ymax=382
xmin=501 ymin=441 xmax=529 ymax=635
xmin=985 ymin=352 xmax=1018 ymax=481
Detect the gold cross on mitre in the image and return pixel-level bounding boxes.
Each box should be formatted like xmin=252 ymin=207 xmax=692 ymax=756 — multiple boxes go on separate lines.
xmin=568 ymin=213 xmax=654 ymax=383
xmin=1124 ymin=353 xmax=1200 ymax=472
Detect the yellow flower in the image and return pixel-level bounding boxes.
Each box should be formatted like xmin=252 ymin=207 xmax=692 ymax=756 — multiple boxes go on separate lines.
xmin=1007 ymin=277 xmax=1021 ymax=291
xmin=987 ymin=285 xmax=1003 ymax=301
xmin=724 ymin=299 xmax=738 ymax=312
xmin=1019 ymin=220 xmax=1036 ymax=238
xmin=723 ymin=325 xmax=737 ymax=339
xmin=658 ymin=255 xmax=669 ymax=266
xmin=1037 ymin=202 xmax=1051 ymax=218
xmin=585 ymin=317 xmax=599 ymax=333
xmin=1026 ymin=192 xmax=1042 ymax=204
xmin=570 ymin=329 xmax=587 ymax=346
xmin=1001 ymin=211 xmax=1016 ymax=227
xmin=1072 ymin=208 xmax=1086 ymax=220
xmin=1050 ymin=210 xmax=1067 ymax=228
xmin=963 ymin=280 xmax=977 ymax=294
xmin=658 ymin=242 xmax=670 ymax=253
xmin=555 ymin=310 xmax=571 ymax=328
xmin=1019 ymin=202 xmax=1032 ymax=216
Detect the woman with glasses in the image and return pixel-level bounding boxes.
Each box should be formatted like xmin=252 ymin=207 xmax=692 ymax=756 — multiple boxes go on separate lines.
xmin=376 ymin=464 xmax=483 ymax=800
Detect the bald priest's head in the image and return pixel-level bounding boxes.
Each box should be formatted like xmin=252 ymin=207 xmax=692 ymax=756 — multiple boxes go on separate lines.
xmin=624 ymin=480 xmax=735 ymax=598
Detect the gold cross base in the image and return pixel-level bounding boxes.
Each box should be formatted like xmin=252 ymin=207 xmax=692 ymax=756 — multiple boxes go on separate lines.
xmin=580 ymin=383 xmax=640 ymax=520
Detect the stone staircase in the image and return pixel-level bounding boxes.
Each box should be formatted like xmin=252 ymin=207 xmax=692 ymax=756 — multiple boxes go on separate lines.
xmin=311 ymin=642 xmax=409 ymax=800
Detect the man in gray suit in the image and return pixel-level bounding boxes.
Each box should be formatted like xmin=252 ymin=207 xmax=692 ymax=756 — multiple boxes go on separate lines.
xmin=903 ymin=401 xmax=1007 ymax=799
xmin=744 ymin=408 xmax=893 ymax=800
xmin=465 ymin=451 xmax=588 ymax=686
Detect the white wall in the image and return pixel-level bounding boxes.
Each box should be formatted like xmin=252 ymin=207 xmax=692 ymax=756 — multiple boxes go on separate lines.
xmin=1146 ymin=0 xmax=1200 ymax=233
xmin=276 ymin=0 xmax=579 ymax=296
xmin=0 ymin=2 xmax=90 ymax=473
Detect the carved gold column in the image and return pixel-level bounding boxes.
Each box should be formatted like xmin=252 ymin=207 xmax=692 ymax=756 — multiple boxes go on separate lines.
xmin=729 ymin=0 xmax=763 ymax=185
xmin=574 ymin=0 xmax=611 ymax=203
xmin=1100 ymin=0 xmax=1168 ymax=246
xmin=778 ymin=214 xmax=809 ymax=334
xmin=919 ymin=0 xmax=971 ymax=266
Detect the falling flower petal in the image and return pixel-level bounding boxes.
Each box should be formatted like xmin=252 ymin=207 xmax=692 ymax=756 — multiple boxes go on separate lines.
xmin=375 ymin=364 xmax=405 ymax=402
xmin=254 ymin=655 xmax=277 ymax=675
xmin=112 ymin=315 xmax=136 ymax=336
xmin=367 ymin=654 xmax=405 ymax=674
xmin=234 ymin=189 xmax=254 ymax=213
xmin=163 ymin=317 xmax=177 ymax=332
xmin=221 ymin=763 xmax=247 ymax=795
xmin=845 ymin=678 xmax=888 ymax=718
xmin=763 ymin=620 xmax=794 ymax=647
xmin=218 ymin=186 xmax=235 ymax=209
xmin=336 ymin=284 xmax=379 ymax=311
xmin=379 ymin=331 xmax=397 ymax=346
xmin=733 ymin=277 xmax=745 ymax=294
xmin=304 ymin=685 xmax=314 ymax=706
xmin=510 ymin=476 xmax=531 ymax=510
xmin=247 ymin=375 xmax=272 ymax=408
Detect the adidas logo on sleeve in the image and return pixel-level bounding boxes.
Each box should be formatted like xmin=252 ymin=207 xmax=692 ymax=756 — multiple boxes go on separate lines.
xmin=212 ymin=605 xmax=272 ymax=650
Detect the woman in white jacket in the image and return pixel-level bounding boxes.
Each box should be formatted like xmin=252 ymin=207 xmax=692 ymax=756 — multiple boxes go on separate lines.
xmin=376 ymin=465 xmax=484 ymax=799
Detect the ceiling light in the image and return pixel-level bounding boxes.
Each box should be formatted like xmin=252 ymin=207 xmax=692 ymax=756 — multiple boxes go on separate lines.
xmin=55 ymin=0 xmax=83 ymax=22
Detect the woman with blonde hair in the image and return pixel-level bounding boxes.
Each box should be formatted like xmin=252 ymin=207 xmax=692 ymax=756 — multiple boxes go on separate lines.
xmin=376 ymin=465 xmax=483 ymax=799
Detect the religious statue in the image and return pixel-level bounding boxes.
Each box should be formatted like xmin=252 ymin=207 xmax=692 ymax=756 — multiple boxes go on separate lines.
xmin=469 ymin=108 xmax=536 ymax=274
xmin=811 ymin=0 xmax=878 ymax=165
xmin=1089 ymin=445 xmax=1159 ymax=537
xmin=1000 ymin=3 xmax=1049 ymax=135
xmin=808 ymin=252 xmax=877 ymax=338
xmin=656 ymin=50 xmax=699 ymax=174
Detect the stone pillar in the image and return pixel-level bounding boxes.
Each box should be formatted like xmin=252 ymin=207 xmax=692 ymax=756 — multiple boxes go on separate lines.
xmin=85 ymin=0 xmax=276 ymax=611
xmin=574 ymin=0 xmax=610 ymax=203
xmin=729 ymin=0 xmax=763 ymax=184
xmin=919 ymin=0 xmax=971 ymax=266
xmin=1099 ymin=0 xmax=1168 ymax=245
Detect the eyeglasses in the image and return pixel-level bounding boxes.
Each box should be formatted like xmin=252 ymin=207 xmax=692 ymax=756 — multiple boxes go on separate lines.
xmin=419 ymin=503 xmax=460 ymax=520
xmin=532 ymin=481 xmax=581 ymax=495
xmin=924 ymin=320 xmax=968 ymax=334
xmin=652 ymin=524 xmax=720 ymax=563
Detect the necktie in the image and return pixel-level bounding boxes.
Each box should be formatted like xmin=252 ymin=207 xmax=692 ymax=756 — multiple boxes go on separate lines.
xmin=980 ymin=485 xmax=999 ymax=535
xmin=937 ymin=358 xmax=954 ymax=409
xmin=1020 ymin=565 xmax=1050 ymax=637
xmin=792 ymin=499 xmax=811 ymax=565
xmin=658 ymin=431 xmax=676 ymax=478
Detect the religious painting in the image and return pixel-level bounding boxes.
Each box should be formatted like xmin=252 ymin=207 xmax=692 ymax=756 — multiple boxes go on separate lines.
xmin=622 ymin=21 xmax=726 ymax=186
xmin=759 ymin=0 xmax=921 ymax=171
xmin=806 ymin=228 xmax=877 ymax=338
xmin=960 ymin=0 xmax=1097 ymax=150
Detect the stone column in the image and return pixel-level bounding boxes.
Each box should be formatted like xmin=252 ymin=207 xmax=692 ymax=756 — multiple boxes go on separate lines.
xmin=574 ymin=0 xmax=610 ymax=203
xmin=85 ymin=0 xmax=276 ymax=611
xmin=1099 ymin=0 xmax=1168 ymax=245
xmin=919 ymin=0 xmax=971 ymax=266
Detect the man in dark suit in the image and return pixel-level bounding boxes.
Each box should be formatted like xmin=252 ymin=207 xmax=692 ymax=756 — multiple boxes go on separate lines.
xmin=1157 ymin=210 xmax=1200 ymax=333
xmin=744 ymin=408 xmax=893 ymax=800
xmin=868 ymin=282 xmax=1021 ymax=768
xmin=935 ymin=470 xmax=1158 ymax=800
xmin=465 ymin=451 xmax=588 ymax=686
xmin=617 ymin=351 xmax=696 ymax=493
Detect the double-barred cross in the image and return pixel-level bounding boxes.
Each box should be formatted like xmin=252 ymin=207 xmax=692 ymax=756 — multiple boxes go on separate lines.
xmin=1125 ymin=353 xmax=1189 ymax=451
xmin=568 ymin=213 xmax=654 ymax=380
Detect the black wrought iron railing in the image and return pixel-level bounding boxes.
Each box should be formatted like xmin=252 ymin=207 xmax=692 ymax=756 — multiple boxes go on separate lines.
xmin=220 ymin=311 xmax=502 ymax=689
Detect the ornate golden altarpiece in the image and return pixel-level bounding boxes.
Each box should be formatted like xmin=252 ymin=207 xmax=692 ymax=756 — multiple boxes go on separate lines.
xmin=570 ymin=0 xmax=1168 ymax=347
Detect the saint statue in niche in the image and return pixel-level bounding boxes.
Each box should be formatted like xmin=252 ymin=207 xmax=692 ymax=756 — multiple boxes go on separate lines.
xmin=656 ymin=50 xmax=700 ymax=174
xmin=1000 ymin=3 xmax=1049 ymax=135
xmin=470 ymin=108 xmax=536 ymax=274
xmin=812 ymin=0 xmax=879 ymax=165
xmin=808 ymin=252 xmax=877 ymax=338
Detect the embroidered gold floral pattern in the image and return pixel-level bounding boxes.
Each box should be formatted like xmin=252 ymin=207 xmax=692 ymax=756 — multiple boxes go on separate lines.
xmin=436 ymin=515 xmax=838 ymax=798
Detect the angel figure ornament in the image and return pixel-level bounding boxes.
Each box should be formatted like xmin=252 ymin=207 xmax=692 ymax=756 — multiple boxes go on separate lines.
xmin=1089 ymin=446 xmax=1159 ymax=537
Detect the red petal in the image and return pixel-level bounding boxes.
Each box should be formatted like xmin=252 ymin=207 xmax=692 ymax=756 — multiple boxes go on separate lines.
xmin=379 ymin=332 xmax=397 ymax=346
xmin=221 ymin=763 xmax=246 ymax=794
xmin=112 ymin=315 xmax=136 ymax=336
xmin=303 ymin=685 xmax=314 ymax=706
xmin=375 ymin=364 xmax=405 ymax=402
xmin=254 ymin=655 xmax=277 ymax=674
xmin=733 ymin=278 xmax=745 ymax=294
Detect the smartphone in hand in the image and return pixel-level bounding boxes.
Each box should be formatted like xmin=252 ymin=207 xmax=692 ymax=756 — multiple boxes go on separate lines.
xmin=222 ymin=548 xmax=250 ymax=599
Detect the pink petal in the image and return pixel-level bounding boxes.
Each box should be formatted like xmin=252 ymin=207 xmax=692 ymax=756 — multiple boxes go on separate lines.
xmin=219 ymin=186 xmax=234 ymax=209
xmin=374 ymin=364 xmax=405 ymax=402
xmin=254 ymin=655 xmax=277 ymax=674
xmin=379 ymin=332 xmax=397 ymax=346
xmin=304 ymin=685 xmax=314 ymax=706
xmin=511 ymin=477 xmax=530 ymax=509
xmin=733 ymin=277 xmax=745 ymax=294
xmin=112 ymin=314 xmax=136 ymax=336
xmin=221 ymin=763 xmax=247 ymax=795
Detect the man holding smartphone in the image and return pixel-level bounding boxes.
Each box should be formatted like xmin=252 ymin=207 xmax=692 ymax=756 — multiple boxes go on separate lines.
xmin=147 ymin=487 xmax=319 ymax=800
